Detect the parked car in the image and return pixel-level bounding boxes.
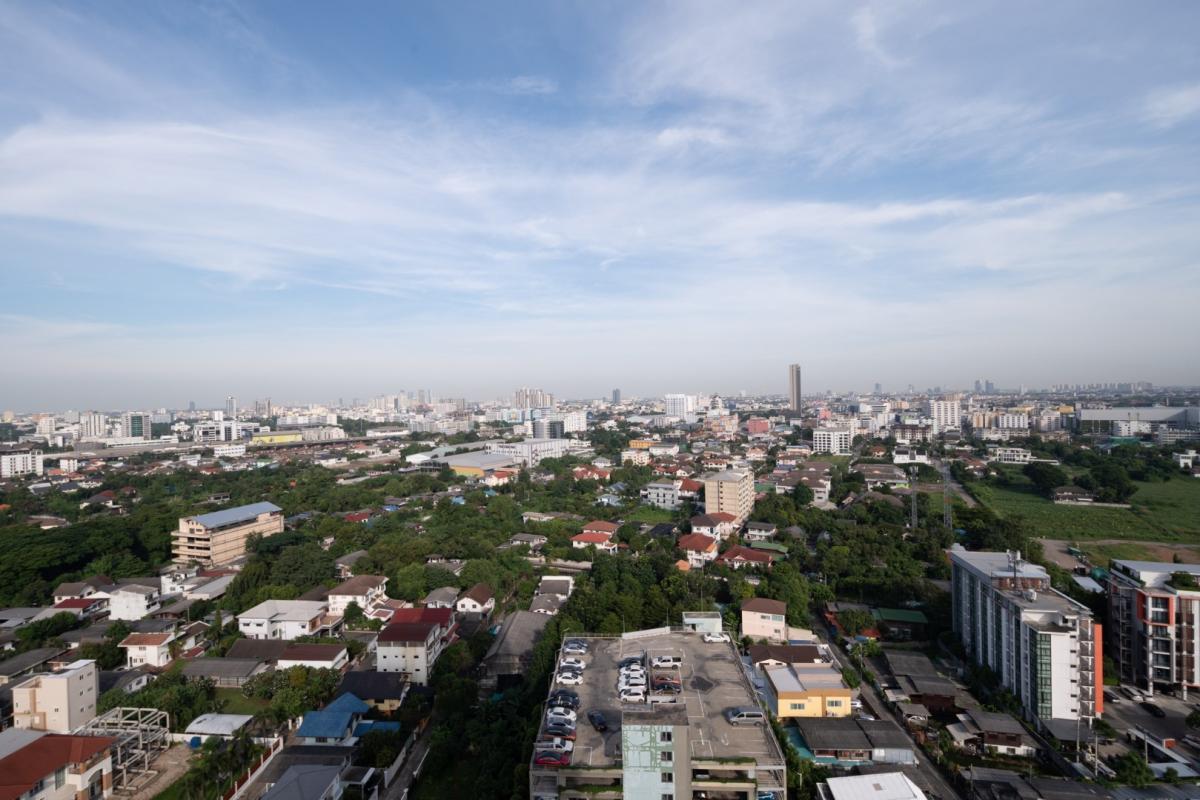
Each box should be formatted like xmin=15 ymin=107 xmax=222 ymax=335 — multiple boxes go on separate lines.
xmin=534 ymin=737 xmax=574 ymax=753
xmin=587 ymin=710 xmax=608 ymax=732
xmin=703 ymin=632 xmax=731 ymax=643
xmin=618 ymin=656 xmax=644 ymax=669
xmin=547 ymin=706 xmax=578 ymax=723
xmin=724 ymin=707 xmax=766 ymax=726
xmin=534 ymin=750 xmax=571 ymax=767
xmin=559 ymin=657 xmax=586 ymax=671
xmin=620 ymin=665 xmax=646 ymax=677
xmin=543 ymin=723 xmax=576 ymax=740
xmin=850 ymin=699 xmax=863 ymax=710
xmin=651 ymin=679 xmax=682 ymax=693
xmin=619 ymin=676 xmax=647 ymax=689
xmin=1103 ymin=690 xmax=1120 ymax=704
xmin=1142 ymin=702 xmax=1167 ymax=718
xmin=619 ymin=688 xmax=646 ymax=703
xmin=548 ymin=691 xmax=580 ymax=710
xmin=856 ymin=714 xmax=877 ymax=722
xmin=651 ymin=655 xmax=682 ymax=669
xmin=563 ymin=639 xmax=589 ymax=654
xmin=556 ymin=672 xmax=583 ymax=685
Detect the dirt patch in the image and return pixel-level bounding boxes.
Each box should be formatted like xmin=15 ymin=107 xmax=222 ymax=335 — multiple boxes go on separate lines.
xmin=1041 ymin=538 xmax=1200 ymax=569
xmin=124 ymin=744 xmax=193 ymax=800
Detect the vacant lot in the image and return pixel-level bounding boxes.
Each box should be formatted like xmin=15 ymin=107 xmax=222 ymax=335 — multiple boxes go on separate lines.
xmin=215 ymin=687 xmax=270 ymax=716
xmin=625 ymin=505 xmax=676 ymax=524
xmin=1041 ymin=538 xmax=1200 ymax=569
xmin=971 ymin=474 xmax=1200 ymax=542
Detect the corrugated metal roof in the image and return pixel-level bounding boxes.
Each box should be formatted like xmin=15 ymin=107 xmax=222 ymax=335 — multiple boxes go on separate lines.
xmin=190 ymin=501 xmax=281 ymax=529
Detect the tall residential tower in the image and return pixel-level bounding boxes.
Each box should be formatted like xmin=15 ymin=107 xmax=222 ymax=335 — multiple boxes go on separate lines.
xmin=788 ymin=363 xmax=802 ymax=413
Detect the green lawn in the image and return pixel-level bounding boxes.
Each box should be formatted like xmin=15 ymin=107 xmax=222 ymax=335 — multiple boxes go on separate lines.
xmin=1079 ymin=540 xmax=1200 ymax=565
xmin=1127 ymin=479 xmax=1200 ymax=537
xmin=215 ymin=687 xmax=270 ymax=716
xmin=972 ymin=483 xmax=1171 ymax=540
xmin=624 ymin=505 xmax=676 ymax=524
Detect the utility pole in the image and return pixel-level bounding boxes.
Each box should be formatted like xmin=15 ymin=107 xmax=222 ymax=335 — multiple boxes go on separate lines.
xmin=943 ymin=469 xmax=953 ymax=530
xmin=909 ymin=466 xmax=918 ymax=529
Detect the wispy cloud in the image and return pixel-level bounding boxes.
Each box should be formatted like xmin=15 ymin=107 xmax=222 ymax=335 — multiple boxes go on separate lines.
xmin=1144 ymin=83 xmax=1200 ymax=128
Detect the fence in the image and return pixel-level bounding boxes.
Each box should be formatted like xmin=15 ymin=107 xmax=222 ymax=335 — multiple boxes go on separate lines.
xmin=224 ymin=737 xmax=284 ymax=800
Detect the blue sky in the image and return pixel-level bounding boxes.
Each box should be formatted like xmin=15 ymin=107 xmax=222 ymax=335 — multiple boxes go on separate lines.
xmin=1 ymin=1 xmax=1198 ymax=409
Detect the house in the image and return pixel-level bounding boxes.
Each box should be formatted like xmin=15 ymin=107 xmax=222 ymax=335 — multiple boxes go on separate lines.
xmin=49 ymin=597 xmax=109 ymax=620
xmin=871 ymin=608 xmax=929 ymax=641
xmin=744 ymin=522 xmax=777 ymax=542
xmin=741 ymin=598 xmax=787 ymax=643
xmin=854 ymin=463 xmax=909 ymax=489
xmin=572 ymin=465 xmax=610 ymax=482
xmin=276 ymin=643 xmax=349 ymax=672
xmin=676 ymin=533 xmax=718 ymax=568
xmin=52 ymin=577 xmax=114 ymax=605
xmin=295 ymin=693 xmax=371 ymax=745
xmin=507 ymin=533 xmax=547 ymax=551
xmin=261 ymin=764 xmax=344 ymax=800
xmin=641 ymin=480 xmax=683 ymax=510
xmin=690 ymin=512 xmax=738 ymax=539
xmin=225 ymin=638 xmax=290 ymax=663
xmin=580 ymin=520 xmax=620 ymax=537
xmin=530 ymin=595 xmax=565 ymax=615
xmin=238 ymin=600 xmax=334 ymax=640
xmin=107 ymin=584 xmax=162 ymax=621
xmin=421 ymin=586 xmax=460 ymax=609
xmin=716 ymin=545 xmax=774 ymax=570
xmin=180 ymin=658 xmax=267 ymax=688
xmin=0 ymin=731 xmax=117 ymax=800
xmin=571 ymin=532 xmax=617 ymax=554
xmin=326 ymin=575 xmax=388 ymax=616
xmin=333 ymin=550 xmax=369 ymax=579
xmin=747 ymin=644 xmax=824 ymax=670
xmin=456 ymin=583 xmax=495 ymax=616
xmin=119 ymin=631 xmax=176 ymax=669
xmin=764 ymin=663 xmax=853 ymax=718
xmin=336 ymin=671 xmax=409 ymax=713
xmin=1052 ymin=486 xmax=1095 ymax=504
xmin=947 ymin=709 xmax=1038 ymax=758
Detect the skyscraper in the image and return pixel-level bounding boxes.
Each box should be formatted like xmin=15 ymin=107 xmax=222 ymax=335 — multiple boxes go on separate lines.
xmin=612 ymin=388 xmax=621 ymax=405
xmin=788 ymin=364 xmax=802 ymax=413
xmin=225 ymin=396 xmax=237 ymax=418
xmin=121 ymin=412 xmax=151 ymax=440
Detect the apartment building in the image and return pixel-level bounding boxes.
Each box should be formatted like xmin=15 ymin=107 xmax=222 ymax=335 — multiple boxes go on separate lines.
xmin=1107 ymin=560 xmax=1200 ymax=692
xmin=702 ymin=469 xmax=754 ymax=525
xmin=172 ymin=501 xmax=284 ymax=566
xmin=930 ymin=398 xmax=962 ymax=433
xmin=11 ymin=660 xmax=98 ymax=733
xmin=487 ymin=438 xmax=573 ymax=466
xmin=640 ymin=480 xmax=683 ymax=510
xmin=238 ymin=600 xmax=333 ymax=640
xmin=528 ymin=630 xmax=786 ymax=800
xmin=988 ymin=447 xmax=1032 ymax=465
xmin=108 ymin=584 xmax=162 ymax=621
xmin=950 ymin=547 xmax=1100 ymax=726
xmin=0 ymin=445 xmax=45 ymax=479
xmin=377 ymin=622 xmax=443 ymax=685
xmin=812 ymin=428 xmax=853 ymax=456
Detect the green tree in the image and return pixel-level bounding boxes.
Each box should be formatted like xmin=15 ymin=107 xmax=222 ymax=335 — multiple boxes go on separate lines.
xmin=1113 ymin=752 xmax=1154 ymax=787
xmin=1023 ymin=462 xmax=1067 ymax=497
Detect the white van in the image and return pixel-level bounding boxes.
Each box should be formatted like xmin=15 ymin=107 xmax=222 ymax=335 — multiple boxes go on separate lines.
xmin=724 ymin=707 xmax=766 ymax=726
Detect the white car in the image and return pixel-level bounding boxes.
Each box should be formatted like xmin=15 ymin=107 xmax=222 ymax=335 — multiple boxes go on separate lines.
xmin=546 ymin=707 xmax=578 ymax=723
xmin=556 ymin=672 xmax=583 ymax=685
xmin=619 ymin=688 xmax=646 ymax=703
xmin=703 ymin=632 xmax=731 ymax=643
xmin=618 ymin=677 xmax=647 ymax=690
xmin=620 ymin=665 xmax=646 ymax=676
xmin=534 ymin=738 xmax=574 ymax=753
xmin=651 ymin=656 xmax=681 ymax=669
xmin=563 ymin=641 xmax=588 ymax=655
xmin=559 ymin=657 xmax=586 ymax=671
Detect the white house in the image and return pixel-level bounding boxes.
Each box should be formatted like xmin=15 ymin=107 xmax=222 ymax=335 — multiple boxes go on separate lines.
xmin=456 ymin=583 xmax=495 ymax=616
xmin=640 ymin=480 xmax=683 ymax=510
xmin=377 ymin=621 xmax=443 ymax=685
xmin=238 ymin=600 xmax=332 ymax=640
xmin=119 ymin=631 xmax=177 ymax=669
xmin=108 ymin=584 xmax=162 ymax=621
xmin=327 ymin=575 xmax=388 ymax=616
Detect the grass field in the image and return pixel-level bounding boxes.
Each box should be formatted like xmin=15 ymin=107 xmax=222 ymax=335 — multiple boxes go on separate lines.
xmin=215 ymin=687 xmax=270 ymax=716
xmin=970 ymin=471 xmax=1200 ymax=541
xmin=625 ymin=505 xmax=676 ymax=524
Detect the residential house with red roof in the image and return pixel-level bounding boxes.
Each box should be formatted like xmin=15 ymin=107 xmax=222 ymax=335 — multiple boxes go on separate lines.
xmin=0 ymin=733 xmax=116 ymax=800
xmin=571 ymin=531 xmax=617 ymax=554
xmin=690 ymin=512 xmax=738 ymax=540
xmin=716 ymin=546 xmax=775 ymax=571
xmin=676 ymin=533 xmax=719 ymax=569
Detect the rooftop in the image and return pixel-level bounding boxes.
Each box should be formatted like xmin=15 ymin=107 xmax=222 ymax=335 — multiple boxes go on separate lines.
xmin=189 ymin=501 xmax=282 ymax=529
xmin=0 ymin=734 xmax=117 ymax=800
xmin=533 ymin=630 xmax=785 ymax=771
xmin=239 ymin=599 xmax=328 ymax=621
xmin=184 ymin=713 xmax=254 ymax=737
xmin=819 ymin=772 xmax=927 ymax=800
xmin=328 ymin=575 xmax=386 ymax=597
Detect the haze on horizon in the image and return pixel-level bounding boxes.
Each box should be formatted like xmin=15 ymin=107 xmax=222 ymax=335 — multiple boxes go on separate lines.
xmin=1 ymin=1 xmax=1198 ymax=411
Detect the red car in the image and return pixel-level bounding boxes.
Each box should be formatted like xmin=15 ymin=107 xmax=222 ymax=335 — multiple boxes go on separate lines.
xmin=534 ymin=749 xmax=571 ymax=767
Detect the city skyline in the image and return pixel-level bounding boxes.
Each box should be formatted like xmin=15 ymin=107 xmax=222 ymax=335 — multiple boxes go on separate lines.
xmin=2 ymin=2 xmax=1199 ymax=408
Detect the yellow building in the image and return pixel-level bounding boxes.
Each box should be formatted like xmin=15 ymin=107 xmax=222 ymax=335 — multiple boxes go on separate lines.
xmin=251 ymin=430 xmax=303 ymax=445
xmin=173 ymin=501 xmax=284 ymax=566
xmin=702 ymin=469 xmax=754 ymax=525
xmin=628 ymin=439 xmax=655 ymax=449
xmin=765 ymin=664 xmax=853 ymax=718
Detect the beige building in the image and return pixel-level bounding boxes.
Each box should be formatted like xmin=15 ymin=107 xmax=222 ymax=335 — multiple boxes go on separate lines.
xmin=764 ymin=663 xmax=853 ymax=718
xmin=702 ymin=469 xmax=754 ymax=525
xmin=741 ymin=597 xmax=788 ymax=643
xmin=11 ymin=660 xmax=98 ymax=733
xmin=172 ymin=501 xmax=283 ymax=566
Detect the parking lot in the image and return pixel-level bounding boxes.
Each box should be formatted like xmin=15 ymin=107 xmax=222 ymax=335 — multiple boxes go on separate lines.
xmin=1101 ymin=686 xmax=1200 ymax=754
xmin=536 ymin=631 xmax=786 ymax=768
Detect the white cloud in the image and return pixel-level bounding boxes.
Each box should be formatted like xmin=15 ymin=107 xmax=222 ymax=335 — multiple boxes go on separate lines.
xmin=504 ymin=75 xmax=558 ymax=95
xmin=1144 ymin=83 xmax=1200 ymax=128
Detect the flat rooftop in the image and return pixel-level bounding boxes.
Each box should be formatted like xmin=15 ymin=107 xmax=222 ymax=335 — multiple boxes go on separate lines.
xmin=535 ymin=630 xmax=785 ymax=770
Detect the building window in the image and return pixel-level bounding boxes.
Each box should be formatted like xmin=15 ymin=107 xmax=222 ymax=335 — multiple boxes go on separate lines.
xmin=661 ymin=772 xmax=673 ymax=783
xmin=54 ymin=769 xmax=65 ymax=790
xmin=660 ymin=731 xmax=672 ymax=742
xmin=660 ymin=751 xmax=673 ymax=763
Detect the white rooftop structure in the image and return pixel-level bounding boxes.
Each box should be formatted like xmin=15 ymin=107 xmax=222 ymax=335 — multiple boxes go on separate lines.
xmin=184 ymin=713 xmax=254 ymax=737
xmin=817 ymin=772 xmax=927 ymax=800
xmin=239 ymin=600 xmax=328 ymax=621
xmin=948 ymin=545 xmax=1047 ymax=581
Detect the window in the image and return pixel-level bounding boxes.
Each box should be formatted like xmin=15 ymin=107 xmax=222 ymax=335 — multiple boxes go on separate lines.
xmin=828 ymin=700 xmax=842 ymax=707
xmin=54 ymin=769 xmax=65 ymax=790
xmin=659 ymin=731 xmax=672 ymax=742
xmin=660 ymin=751 xmax=673 ymax=763
xmin=661 ymin=772 xmax=673 ymax=783
xmin=790 ymin=703 xmax=806 ymax=711
xmin=662 ymin=795 xmax=674 ymax=800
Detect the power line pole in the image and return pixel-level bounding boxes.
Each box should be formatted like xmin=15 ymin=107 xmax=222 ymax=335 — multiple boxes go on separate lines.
xmin=909 ymin=466 xmax=918 ymax=529
xmin=943 ymin=469 xmax=953 ymax=530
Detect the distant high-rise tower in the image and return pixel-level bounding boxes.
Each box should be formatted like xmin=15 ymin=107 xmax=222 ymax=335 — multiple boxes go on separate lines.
xmin=974 ymin=380 xmax=982 ymax=394
xmin=188 ymin=400 xmax=196 ymax=412
xmin=985 ymin=380 xmax=995 ymax=394
xmin=612 ymin=389 xmax=621 ymax=405
xmin=788 ymin=364 xmax=802 ymax=413
xmin=225 ymin=396 xmax=237 ymax=418
xmin=874 ymin=382 xmax=882 ymax=395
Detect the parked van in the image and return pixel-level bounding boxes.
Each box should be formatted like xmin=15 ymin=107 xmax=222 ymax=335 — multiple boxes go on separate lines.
xmin=724 ymin=707 xmax=766 ymax=726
